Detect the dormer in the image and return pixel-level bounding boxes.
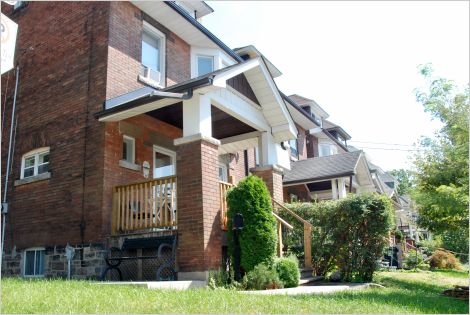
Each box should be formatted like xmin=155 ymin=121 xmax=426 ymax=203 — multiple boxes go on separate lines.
xmin=233 ymin=45 xmax=282 ymax=78
xmin=288 ymin=94 xmax=329 ymax=128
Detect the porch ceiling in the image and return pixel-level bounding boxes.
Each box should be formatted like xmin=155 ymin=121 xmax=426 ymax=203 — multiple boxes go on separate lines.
xmin=146 ymin=104 xmax=256 ymax=140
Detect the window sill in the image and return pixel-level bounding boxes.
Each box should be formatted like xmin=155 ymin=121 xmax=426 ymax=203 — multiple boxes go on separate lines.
xmin=138 ymin=75 xmax=164 ymax=89
xmin=14 ymin=172 xmax=51 ymax=186
xmin=119 ymin=160 xmax=141 ymax=171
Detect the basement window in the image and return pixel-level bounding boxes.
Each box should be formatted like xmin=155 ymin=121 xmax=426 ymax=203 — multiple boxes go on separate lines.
xmin=23 ymin=248 xmax=45 ymax=277
xmin=21 ymin=148 xmax=50 ymax=179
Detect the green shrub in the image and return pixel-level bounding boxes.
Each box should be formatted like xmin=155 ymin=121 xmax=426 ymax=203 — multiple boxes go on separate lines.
xmin=245 ymin=263 xmax=283 ymax=290
xmin=274 ymin=255 xmax=300 ymax=288
xmin=417 ymin=238 xmax=443 ymax=256
xmin=226 ymin=176 xmax=277 ymax=273
xmin=429 ymin=249 xmax=462 ymax=270
xmin=208 ymin=269 xmax=231 ymax=289
xmin=281 ymin=194 xmax=394 ymax=282
xmin=403 ymin=249 xmax=425 ymax=269
xmin=394 ymin=230 xmax=404 ymax=243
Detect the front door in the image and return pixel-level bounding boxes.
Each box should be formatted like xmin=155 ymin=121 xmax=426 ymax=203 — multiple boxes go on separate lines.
xmin=152 ymin=146 xmax=177 ymax=227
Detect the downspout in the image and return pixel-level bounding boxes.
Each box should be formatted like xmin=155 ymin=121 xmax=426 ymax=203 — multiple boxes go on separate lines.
xmin=243 ymin=150 xmax=249 ymax=176
xmin=349 ymin=176 xmax=353 ymax=193
xmin=79 ymin=9 xmax=96 ymax=262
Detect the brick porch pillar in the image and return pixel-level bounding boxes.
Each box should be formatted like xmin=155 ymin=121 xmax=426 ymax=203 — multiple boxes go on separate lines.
xmin=250 ymin=165 xmax=284 ymax=203
xmin=174 ymin=135 xmax=222 ymax=281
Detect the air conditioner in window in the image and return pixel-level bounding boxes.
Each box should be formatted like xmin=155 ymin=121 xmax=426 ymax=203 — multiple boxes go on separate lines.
xmin=141 ymin=66 xmax=161 ymax=83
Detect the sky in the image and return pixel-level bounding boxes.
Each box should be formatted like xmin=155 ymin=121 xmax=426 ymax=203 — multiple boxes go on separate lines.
xmin=201 ymin=1 xmax=469 ymax=171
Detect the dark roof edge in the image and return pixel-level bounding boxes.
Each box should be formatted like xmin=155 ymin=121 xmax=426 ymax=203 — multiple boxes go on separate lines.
xmin=326 ymin=126 xmax=352 ymax=140
xmin=94 ymin=76 xmax=213 ymax=119
xmin=323 ymin=129 xmax=349 ymax=151
xmin=280 ymin=92 xmax=321 ymax=127
xmin=165 ymin=1 xmax=243 ymax=63
xmin=283 ymin=171 xmax=356 ymax=185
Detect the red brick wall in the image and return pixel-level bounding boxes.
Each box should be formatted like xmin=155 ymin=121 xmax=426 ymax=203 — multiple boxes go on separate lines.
xmin=175 ymin=139 xmax=222 ymax=272
xmin=251 ymin=166 xmax=284 ymax=203
xmin=101 ymin=115 xmax=182 ymax=236
xmin=106 ymin=2 xmax=190 ymax=99
xmin=1 ymin=2 xmax=109 ymax=249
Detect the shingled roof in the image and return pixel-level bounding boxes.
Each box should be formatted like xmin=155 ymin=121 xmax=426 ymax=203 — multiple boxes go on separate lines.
xmin=283 ymin=151 xmax=363 ymax=185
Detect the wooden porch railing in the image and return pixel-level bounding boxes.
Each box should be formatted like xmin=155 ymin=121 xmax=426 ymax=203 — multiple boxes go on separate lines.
xmin=219 ymin=180 xmax=234 ymax=230
xmin=112 ymin=175 xmax=177 ymax=235
xmin=272 ymin=199 xmax=313 ymax=269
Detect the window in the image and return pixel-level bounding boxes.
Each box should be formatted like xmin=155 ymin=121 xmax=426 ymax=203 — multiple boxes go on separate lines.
xmin=140 ymin=22 xmax=165 ymax=87
xmin=122 ymin=136 xmax=135 ymax=164
xmin=319 ymin=143 xmax=338 ymax=157
xmin=289 ymin=139 xmax=298 ymax=158
xmin=13 ymin=1 xmax=26 ymax=11
xmin=21 ymin=148 xmax=50 ymax=179
xmin=24 ymin=248 xmax=45 ymax=277
xmin=218 ymin=163 xmax=228 ymax=182
xmin=197 ymin=55 xmax=214 ymax=76
xmin=153 ymin=146 xmax=176 ymax=179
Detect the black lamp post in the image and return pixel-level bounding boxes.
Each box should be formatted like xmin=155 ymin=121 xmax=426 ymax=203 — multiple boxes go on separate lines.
xmin=232 ymin=213 xmax=244 ymax=282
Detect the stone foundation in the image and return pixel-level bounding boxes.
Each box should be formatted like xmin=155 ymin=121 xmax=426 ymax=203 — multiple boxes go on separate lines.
xmin=1 ymin=243 xmax=107 ymax=279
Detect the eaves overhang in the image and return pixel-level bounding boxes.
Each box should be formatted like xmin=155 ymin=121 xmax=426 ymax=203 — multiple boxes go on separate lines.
xmin=283 ymin=171 xmax=356 ymax=186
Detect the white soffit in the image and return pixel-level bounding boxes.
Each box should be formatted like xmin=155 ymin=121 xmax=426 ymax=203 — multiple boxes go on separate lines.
xmin=285 ymin=102 xmax=317 ymax=130
xmin=132 ymin=1 xmax=235 ymax=63
xmin=98 ymin=98 xmax=181 ymax=122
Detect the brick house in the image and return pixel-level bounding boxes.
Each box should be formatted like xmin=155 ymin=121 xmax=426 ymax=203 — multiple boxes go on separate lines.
xmin=1 ymin=1 xmax=305 ymax=280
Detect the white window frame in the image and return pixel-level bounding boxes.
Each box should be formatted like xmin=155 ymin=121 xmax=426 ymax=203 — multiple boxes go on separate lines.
xmin=218 ymin=163 xmax=228 ymax=182
xmin=23 ymin=247 xmax=45 ymax=278
xmin=20 ymin=147 xmax=50 ymax=179
xmin=153 ymin=145 xmax=176 ymax=179
xmin=319 ymin=142 xmax=338 ymax=157
xmin=122 ymin=135 xmax=136 ymax=164
xmin=140 ymin=21 xmax=166 ymax=88
xmin=196 ymin=54 xmax=214 ymax=77
xmin=190 ymin=47 xmax=235 ymax=78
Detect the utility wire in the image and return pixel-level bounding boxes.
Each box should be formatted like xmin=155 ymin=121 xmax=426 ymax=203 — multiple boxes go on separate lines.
xmin=349 ymin=140 xmax=423 ymax=147
xmin=352 ymin=146 xmax=427 ymax=152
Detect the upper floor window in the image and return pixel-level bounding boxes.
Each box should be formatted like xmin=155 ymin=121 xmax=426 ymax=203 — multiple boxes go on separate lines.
xmin=140 ymin=22 xmax=165 ymax=88
xmin=289 ymin=139 xmax=298 ymax=159
xmin=319 ymin=143 xmax=338 ymax=157
xmin=24 ymin=248 xmax=45 ymax=277
xmin=197 ymin=55 xmax=214 ymax=76
xmin=21 ymin=148 xmax=50 ymax=179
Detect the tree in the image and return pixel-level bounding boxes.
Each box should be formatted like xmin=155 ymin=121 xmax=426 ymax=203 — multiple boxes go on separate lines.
xmin=411 ymin=64 xmax=469 ymax=237
xmin=389 ymin=168 xmax=414 ymax=195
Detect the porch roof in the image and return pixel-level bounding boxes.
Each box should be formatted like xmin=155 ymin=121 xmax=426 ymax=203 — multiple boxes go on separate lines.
xmin=95 ymin=58 xmax=299 ymax=142
xmin=283 ymin=151 xmax=363 ymax=185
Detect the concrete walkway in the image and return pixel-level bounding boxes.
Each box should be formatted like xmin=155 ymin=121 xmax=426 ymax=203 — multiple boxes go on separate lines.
xmin=98 ymin=280 xmax=206 ymax=290
xmin=242 ymin=283 xmax=372 ymax=295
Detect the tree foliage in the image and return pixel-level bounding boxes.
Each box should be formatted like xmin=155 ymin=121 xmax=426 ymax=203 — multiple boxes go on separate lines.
xmin=389 ymin=169 xmax=414 ymax=195
xmin=226 ymin=175 xmax=277 ymax=273
xmin=412 ymin=64 xmax=469 ymax=235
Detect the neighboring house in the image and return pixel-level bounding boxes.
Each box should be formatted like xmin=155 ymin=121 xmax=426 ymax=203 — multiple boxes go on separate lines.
xmin=279 ymin=94 xmax=376 ymax=202
xmin=1 ymin=1 xmax=302 ymax=280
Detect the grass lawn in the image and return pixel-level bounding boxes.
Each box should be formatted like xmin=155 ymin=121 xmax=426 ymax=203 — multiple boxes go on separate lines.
xmin=1 ymin=269 xmax=468 ymax=314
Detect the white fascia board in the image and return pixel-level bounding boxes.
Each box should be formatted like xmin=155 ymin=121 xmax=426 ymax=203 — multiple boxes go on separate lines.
xmin=256 ymin=59 xmax=298 ymax=138
xmin=220 ymin=131 xmax=262 ymax=145
xmin=285 ymin=102 xmax=317 ymax=130
xmin=98 ymin=98 xmax=180 ymax=122
xmin=206 ymin=88 xmax=270 ymax=132
xmin=212 ymin=57 xmax=261 ymax=88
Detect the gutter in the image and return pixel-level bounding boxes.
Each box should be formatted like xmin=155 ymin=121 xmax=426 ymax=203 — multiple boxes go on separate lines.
xmin=94 ymin=76 xmax=213 ymax=120
xmin=283 ymin=171 xmax=356 ymax=186
xmin=165 ymin=1 xmax=243 ymax=63
xmin=280 ymin=92 xmax=321 ymax=128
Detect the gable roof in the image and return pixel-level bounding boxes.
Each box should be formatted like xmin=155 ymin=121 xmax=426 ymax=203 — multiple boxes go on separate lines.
xmin=287 ymin=94 xmax=329 ymax=118
xmin=283 ymin=151 xmax=363 ymax=185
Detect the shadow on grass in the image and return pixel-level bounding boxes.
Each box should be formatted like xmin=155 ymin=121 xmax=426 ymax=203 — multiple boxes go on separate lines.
xmin=291 ymin=288 xmax=468 ymax=314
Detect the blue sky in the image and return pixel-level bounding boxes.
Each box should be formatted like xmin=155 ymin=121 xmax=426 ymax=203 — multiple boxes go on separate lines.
xmin=202 ymin=1 xmax=469 ymax=171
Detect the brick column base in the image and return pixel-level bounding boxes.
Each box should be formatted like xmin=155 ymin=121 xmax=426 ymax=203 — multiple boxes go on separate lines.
xmin=174 ymin=135 xmax=222 ymax=281
xmin=250 ymin=165 xmax=284 ymax=203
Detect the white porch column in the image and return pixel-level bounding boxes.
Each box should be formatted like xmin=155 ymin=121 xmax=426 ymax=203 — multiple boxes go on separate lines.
xmin=331 ymin=179 xmax=338 ymax=199
xmin=338 ymin=178 xmax=347 ymax=199
xmin=182 ymin=94 xmax=212 ymax=137
xmin=258 ymin=131 xmax=270 ymax=166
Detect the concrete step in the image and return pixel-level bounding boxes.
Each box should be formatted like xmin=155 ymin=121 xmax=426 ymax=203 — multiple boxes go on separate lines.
xmin=299 ymin=276 xmax=324 ymax=285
